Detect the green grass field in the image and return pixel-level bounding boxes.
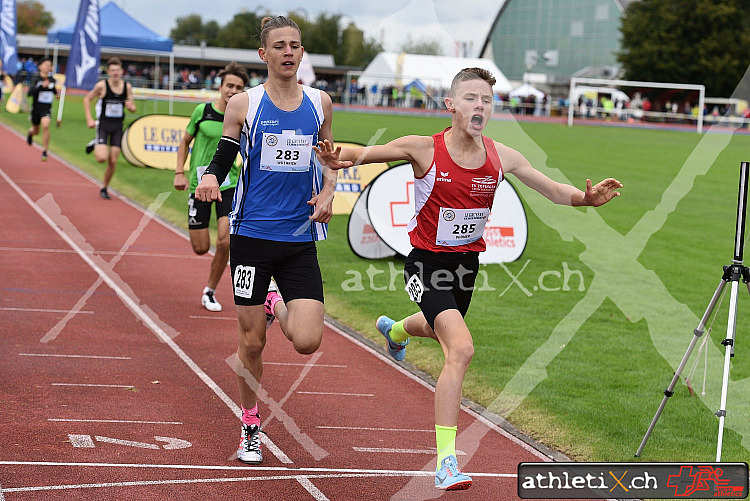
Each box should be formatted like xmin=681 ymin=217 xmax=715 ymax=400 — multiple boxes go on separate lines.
xmin=3 ymin=93 xmax=750 ymax=463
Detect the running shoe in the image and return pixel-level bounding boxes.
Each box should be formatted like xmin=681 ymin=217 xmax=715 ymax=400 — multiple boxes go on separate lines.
xmin=99 ymin=188 xmax=111 ymax=200
xmin=237 ymin=423 xmax=263 ymax=464
xmin=435 ymin=455 xmax=472 ymax=491
xmin=201 ymin=287 xmax=222 ymax=312
xmin=264 ymin=280 xmax=281 ymax=329
xmin=376 ymin=315 xmax=409 ymax=361
xmin=85 ymin=138 xmax=96 ymax=154
xmin=27 ymin=132 xmax=32 ymax=145
xmin=41 ymin=151 xmax=47 ymax=162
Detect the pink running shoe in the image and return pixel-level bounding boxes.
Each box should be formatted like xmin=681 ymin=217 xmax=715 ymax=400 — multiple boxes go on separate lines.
xmin=264 ymin=280 xmax=282 ymax=329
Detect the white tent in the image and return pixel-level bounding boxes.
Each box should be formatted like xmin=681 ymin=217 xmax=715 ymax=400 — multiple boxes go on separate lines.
xmin=509 ymin=83 xmax=545 ymax=99
xmin=357 ymin=52 xmax=512 ymax=93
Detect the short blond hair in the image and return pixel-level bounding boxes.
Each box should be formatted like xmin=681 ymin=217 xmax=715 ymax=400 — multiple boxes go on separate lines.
xmin=450 ymin=67 xmax=496 ymax=96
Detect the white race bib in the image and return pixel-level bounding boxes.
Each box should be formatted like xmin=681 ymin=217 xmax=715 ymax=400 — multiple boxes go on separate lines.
xmin=38 ymin=91 xmax=54 ymax=104
xmin=233 ymin=265 xmax=255 ymax=299
xmin=197 ymin=165 xmax=230 ymax=188
xmin=104 ymin=102 xmax=123 ymax=118
xmin=436 ymin=207 xmax=489 ymax=247
xmin=260 ymin=130 xmax=313 ymax=172
xmin=405 ymin=274 xmax=424 ymax=303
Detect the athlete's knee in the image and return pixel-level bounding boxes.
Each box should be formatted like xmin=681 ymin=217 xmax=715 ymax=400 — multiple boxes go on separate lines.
xmin=238 ymin=332 xmax=266 ymax=358
xmin=292 ymin=336 xmax=322 ymax=355
xmin=446 ymin=341 xmax=474 ymax=366
xmin=191 ymin=241 xmax=210 ymax=255
xmin=215 ymin=234 xmax=230 ymax=253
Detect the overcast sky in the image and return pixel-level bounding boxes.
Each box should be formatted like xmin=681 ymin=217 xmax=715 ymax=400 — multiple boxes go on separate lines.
xmin=41 ymin=0 xmax=507 ymax=58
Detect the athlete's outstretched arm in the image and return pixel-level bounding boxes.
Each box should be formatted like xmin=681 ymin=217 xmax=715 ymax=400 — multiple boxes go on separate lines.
xmin=315 ymin=135 xmax=434 ymax=176
xmin=124 ymin=82 xmax=136 ymax=113
xmin=499 ymin=143 xmax=622 ymax=207
xmin=196 ymin=92 xmax=247 ymax=203
xmin=307 ymin=92 xmax=337 ymax=223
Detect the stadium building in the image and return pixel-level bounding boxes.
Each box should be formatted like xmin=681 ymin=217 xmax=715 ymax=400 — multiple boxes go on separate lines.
xmin=481 ymin=0 xmax=638 ymax=87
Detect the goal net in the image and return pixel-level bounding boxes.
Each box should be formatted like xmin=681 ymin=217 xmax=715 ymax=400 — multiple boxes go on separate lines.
xmin=567 ymin=77 xmax=706 ymax=134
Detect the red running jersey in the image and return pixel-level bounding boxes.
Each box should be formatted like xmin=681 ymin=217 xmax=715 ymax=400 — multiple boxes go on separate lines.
xmin=407 ymin=128 xmax=503 ymax=253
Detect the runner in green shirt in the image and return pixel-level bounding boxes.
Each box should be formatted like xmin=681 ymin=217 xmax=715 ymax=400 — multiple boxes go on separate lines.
xmin=174 ymin=62 xmax=249 ymax=312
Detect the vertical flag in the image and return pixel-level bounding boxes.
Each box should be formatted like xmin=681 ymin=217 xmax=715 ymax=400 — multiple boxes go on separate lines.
xmin=65 ymin=0 xmax=100 ymax=90
xmin=0 ymin=0 xmax=18 ymax=74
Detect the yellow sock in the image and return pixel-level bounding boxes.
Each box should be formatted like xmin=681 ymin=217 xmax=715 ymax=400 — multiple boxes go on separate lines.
xmin=389 ymin=319 xmax=409 ymax=343
xmin=435 ymin=424 xmax=457 ymax=469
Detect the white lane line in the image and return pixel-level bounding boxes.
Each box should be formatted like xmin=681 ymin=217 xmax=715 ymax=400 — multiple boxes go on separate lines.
xmin=0 ymin=167 xmax=290 ymax=465
xmin=264 ymin=362 xmax=347 ymax=368
xmin=0 ymin=246 xmax=206 ymax=260
xmin=317 ymin=426 xmax=433 ymax=433
xmin=19 ymin=353 xmax=131 ymax=360
xmin=189 ymin=315 xmax=236 ymax=321
xmin=296 ymin=391 xmax=373 ymax=397
xmin=295 ymin=476 xmax=330 ymax=501
xmin=1 ymin=307 xmax=94 ymax=314
xmin=352 ymin=447 xmax=467 ymax=456
xmin=0 ymin=460 xmax=515 ymax=477
xmin=324 ymin=321 xmax=551 ymax=461
xmin=0 ymin=480 xmax=4 ymax=501
xmin=52 ymin=383 xmax=135 ymax=388
xmin=49 ymin=419 xmax=182 ymax=425
xmin=0 ymin=472 xmax=513 ymax=494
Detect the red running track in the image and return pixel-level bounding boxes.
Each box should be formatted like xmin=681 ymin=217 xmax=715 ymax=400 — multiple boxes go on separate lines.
xmin=0 ymin=123 xmax=559 ymax=500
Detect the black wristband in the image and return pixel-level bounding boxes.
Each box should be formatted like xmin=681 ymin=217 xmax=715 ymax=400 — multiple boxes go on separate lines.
xmin=205 ymin=136 xmax=240 ymax=185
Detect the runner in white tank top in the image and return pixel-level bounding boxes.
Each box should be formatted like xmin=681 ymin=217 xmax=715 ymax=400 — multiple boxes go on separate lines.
xmin=316 ymin=68 xmax=622 ymax=491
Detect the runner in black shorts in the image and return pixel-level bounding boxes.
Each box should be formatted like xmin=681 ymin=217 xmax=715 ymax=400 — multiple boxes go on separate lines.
xmin=175 ymin=62 xmax=248 ymax=312
xmin=26 ymin=59 xmax=56 ymax=161
xmin=83 ymin=57 xmax=136 ymax=199
xmin=315 ymin=67 xmax=622 ymax=491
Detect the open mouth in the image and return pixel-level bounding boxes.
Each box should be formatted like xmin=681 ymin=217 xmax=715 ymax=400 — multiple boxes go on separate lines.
xmin=471 ymin=114 xmax=483 ymax=127
xmin=281 ymin=61 xmax=295 ymax=69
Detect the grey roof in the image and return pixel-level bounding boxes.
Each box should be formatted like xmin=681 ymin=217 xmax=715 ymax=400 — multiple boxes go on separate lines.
xmin=22 ymin=34 xmax=336 ymax=69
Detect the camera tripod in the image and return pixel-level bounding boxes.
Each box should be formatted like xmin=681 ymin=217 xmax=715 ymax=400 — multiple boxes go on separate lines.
xmin=636 ymin=161 xmax=750 ymax=461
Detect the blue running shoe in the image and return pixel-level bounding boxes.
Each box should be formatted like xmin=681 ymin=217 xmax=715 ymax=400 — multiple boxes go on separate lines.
xmin=376 ymin=315 xmax=409 ymax=361
xmin=435 ymin=455 xmax=472 ymax=491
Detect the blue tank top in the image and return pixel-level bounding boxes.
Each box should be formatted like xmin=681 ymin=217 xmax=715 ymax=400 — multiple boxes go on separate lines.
xmin=231 ymin=85 xmax=327 ymax=242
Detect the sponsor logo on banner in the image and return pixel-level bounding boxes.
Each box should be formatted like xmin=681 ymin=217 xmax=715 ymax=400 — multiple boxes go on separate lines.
xmin=346 ymin=184 xmax=396 ymax=260
xmin=122 ymin=114 xmax=191 ymax=170
xmin=332 ymin=141 xmax=389 ymax=215
xmin=65 ymin=0 xmax=100 ymax=90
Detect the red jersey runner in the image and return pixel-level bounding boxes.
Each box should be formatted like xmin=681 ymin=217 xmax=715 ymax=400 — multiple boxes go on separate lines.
xmin=407 ymin=128 xmax=503 ymax=253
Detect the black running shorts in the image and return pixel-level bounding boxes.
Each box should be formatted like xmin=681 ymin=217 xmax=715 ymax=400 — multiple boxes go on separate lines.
xmin=230 ymin=235 xmax=324 ymax=306
xmin=188 ymin=188 xmax=234 ymax=230
xmin=403 ymin=248 xmax=480 ymax=330
xmin=30 ymin=108 xmax=51 ymax=126
xmin=96 ymin=120 xmax=124 ymax=148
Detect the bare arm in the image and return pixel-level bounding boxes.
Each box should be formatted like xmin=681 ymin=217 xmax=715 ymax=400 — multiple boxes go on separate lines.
xmin=83 ymin=82 xmax=105 ymax=128
xmin=124 ymin=82 xmax=136 ymax=113
xmin=499 ymin=142 xmax=622 ymax=206
xmin=307 ymin=91 xmax=336 ymax=223
xmin=174 ymin=131 xmax=194 ymax=191
xmin=315 ymin=135 xmax=434 ymax=177
xmin=195 ymin=92 xmax=247 ymax=203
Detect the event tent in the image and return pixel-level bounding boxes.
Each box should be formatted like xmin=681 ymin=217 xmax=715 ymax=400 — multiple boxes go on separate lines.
xmin=357 ymin=52 xmax=512 ymax=94
xmin=573 ymin=85 xmax=630 ymax=102
xmin=47 ymin=2 xmax=176 ymax=110
xmin=47 ymin=1 xmax=172 ymax=53
xmin=509 ymin=83 xmax=545 ymax=99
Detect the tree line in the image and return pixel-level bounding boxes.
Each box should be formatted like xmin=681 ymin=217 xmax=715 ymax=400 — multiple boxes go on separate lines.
xmin=169 ymin=11 xmax=384 ymax=68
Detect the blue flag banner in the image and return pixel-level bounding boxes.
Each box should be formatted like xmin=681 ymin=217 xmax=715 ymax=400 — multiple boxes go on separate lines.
xmin=0 ymin=0 xmax=18 ymax=74
xmin=65 ymin=0 xmax=100 ymax=90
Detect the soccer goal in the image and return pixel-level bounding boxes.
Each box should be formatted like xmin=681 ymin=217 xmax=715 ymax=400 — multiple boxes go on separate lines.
xmin=567 ymin=77 xmax=706 ymax=134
